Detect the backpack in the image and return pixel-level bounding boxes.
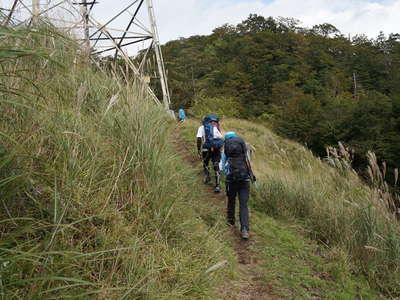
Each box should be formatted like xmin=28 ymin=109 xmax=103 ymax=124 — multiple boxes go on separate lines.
xmin=202 ymin=114 xmax=224 ymax=149
xmin=224 ymin=137 xmax=250 ymax=182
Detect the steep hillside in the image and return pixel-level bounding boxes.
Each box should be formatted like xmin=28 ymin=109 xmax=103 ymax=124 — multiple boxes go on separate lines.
xmin=2 ymin=25 xmax=399 ymax=299
xmin=181 ymin=119 xmax=400 ymax=298
xmin=0 ymin=27 xmax=234 ymax=299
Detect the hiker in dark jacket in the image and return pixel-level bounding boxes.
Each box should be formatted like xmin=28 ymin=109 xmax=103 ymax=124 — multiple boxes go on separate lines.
xmin=221 ymin=132 xmax=256 ymax=239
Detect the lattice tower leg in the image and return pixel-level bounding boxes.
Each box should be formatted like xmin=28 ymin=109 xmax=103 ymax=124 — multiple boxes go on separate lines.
xmin=147 ymin=0 xmax=171 ymax=110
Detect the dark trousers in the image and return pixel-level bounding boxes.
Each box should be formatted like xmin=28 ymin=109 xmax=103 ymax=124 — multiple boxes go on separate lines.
xmin=202 ymin=148 xmax=221 ymax=186
xmin=226 ymin=180 xmax=250 ymax=232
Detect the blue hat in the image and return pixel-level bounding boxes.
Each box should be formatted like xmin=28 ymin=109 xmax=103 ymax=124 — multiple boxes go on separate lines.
xmin=224 ymin=132 xmax=237 ymax=139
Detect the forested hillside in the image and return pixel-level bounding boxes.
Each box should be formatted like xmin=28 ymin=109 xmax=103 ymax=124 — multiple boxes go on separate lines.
xmin=162 ymin=15 xmax=400 ymax=182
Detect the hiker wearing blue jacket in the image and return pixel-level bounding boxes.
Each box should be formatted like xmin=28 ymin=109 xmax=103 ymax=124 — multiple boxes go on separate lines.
xmin=178 ymin=108 xmax=186 ymax=122
xmin=221 ymin=132 xmax=256 ymax=240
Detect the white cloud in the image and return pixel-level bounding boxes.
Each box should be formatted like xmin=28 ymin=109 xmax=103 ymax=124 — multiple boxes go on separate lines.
xmin=2 ymin=0 xmax=399 ymax=53
xmin=153 ymin=0 xmax=400 ymax=43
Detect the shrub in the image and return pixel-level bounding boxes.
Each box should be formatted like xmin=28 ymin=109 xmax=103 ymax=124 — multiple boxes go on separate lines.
xmin=190 ymin=94 xmax=242 ymax=119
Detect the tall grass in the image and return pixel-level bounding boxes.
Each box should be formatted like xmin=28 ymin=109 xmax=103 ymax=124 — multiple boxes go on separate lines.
xmin=183 ymin=118 xmax=400 ymax=296
xmin=0 ymin=26 xmax=230 ymax=299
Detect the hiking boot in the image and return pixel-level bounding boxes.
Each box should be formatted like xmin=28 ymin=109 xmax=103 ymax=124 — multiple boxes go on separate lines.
xmin=241 ymin=230 xmax=250 ymax=240
xmin=214 ymin=185 xmax=221 ymax=193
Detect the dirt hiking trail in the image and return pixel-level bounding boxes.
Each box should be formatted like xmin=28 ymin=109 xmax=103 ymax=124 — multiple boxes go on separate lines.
xmin=173 ymin=126 xmax=277 ymax=300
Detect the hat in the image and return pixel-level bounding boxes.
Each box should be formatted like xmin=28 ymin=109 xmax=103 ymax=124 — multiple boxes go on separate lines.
xmin=224 ymin=132 xmax=237 ymax=139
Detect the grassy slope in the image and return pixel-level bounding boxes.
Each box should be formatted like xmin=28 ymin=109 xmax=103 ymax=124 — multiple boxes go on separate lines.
xmin=181 ymin=119 xmax=392 ymax=299
xmin=1 ymin=25 xmax=398 ymax=299
xmin=0 ymin=27 xmax=235 ymax=299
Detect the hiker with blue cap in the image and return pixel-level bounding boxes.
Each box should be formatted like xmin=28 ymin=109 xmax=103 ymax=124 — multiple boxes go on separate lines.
xmin=196 ymin=114 xmax=224 ymax=193
xmin=221 ymin=131 xmax=256 ymax=240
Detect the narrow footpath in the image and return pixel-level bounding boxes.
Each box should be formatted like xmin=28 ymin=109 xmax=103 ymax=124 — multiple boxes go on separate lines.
xmin=172 ymin=125 xmax=276 ymax=300
xmin=172 ymin=120 xmax=384 ymax=300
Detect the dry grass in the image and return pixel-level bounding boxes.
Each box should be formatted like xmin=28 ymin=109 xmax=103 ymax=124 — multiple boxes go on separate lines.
xmin=183 ymin=118 xmax=400 ymax=296
xmin=0 ymin=26 xmax=232 ymax=299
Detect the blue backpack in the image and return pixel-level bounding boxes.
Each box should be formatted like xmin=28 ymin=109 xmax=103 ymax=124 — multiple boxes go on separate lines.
xmin=203 ymin=114 xmax=224 ymax=149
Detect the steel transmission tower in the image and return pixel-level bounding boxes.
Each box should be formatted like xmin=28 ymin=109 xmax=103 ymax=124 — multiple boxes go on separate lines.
xmin=1 ymin=0 xmax=172 ymax=110
xmin=147 ymin=0 xmax=171 ymax=109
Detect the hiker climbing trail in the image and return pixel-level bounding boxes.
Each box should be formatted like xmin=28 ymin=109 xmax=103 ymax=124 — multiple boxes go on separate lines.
xmin=172 ymin=124 xmax=273 ymax=300
xmin=3 ymin=7 xmax=395 ymax=296
xmin=174 ymin=119 xmax=385 ymax=299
